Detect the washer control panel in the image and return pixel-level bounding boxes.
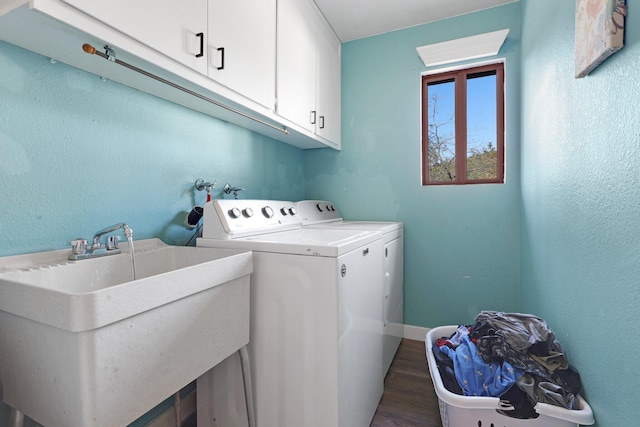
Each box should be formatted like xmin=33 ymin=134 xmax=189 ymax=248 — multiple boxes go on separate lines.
xmin=202 ymin=199 xmax=302 ymax=238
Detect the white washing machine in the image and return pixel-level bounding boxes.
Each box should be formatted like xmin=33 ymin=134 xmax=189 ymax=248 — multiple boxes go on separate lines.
xmin=196 ymin=199 xmax=384 ymax=427
xmin=296 ymin=200 xmax=404 ymax=375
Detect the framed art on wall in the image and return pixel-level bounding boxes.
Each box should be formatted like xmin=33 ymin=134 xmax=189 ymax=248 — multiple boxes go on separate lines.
xmin=575 ymin=0 xmax=627 ymax=78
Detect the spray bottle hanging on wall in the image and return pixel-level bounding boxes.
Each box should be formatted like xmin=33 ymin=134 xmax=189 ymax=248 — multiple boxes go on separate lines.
xmin=186 ymin=179 xmax=216 ymax=228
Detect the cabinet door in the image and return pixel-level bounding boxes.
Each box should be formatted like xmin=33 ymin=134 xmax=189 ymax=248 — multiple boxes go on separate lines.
xmin=61 ymin=0 xmax=208 ymax=74
xmin=208 ymin=0 xmax=276 ymax=109
xmin=315 ymin=17 xmax=341 ymax=145
xmin=276 ymin=0 xmax=317 ymax=132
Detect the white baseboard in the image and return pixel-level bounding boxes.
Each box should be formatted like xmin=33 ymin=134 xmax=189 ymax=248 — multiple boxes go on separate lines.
xmin=403 ymin=324 xmax=430 ymax=341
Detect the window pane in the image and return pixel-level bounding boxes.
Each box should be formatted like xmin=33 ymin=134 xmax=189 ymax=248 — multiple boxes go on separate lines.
xmin=426 ymin=80 xmax=456 ymax=182
xmin=466 ymin=72 xmax=497 ymax=180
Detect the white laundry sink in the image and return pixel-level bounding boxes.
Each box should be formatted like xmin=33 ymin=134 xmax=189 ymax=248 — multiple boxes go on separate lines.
xmin=0 ymin=238 xmax=252 ymax=427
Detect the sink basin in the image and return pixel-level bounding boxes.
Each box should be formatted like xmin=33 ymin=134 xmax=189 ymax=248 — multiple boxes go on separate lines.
xmin=0 ymin=238 xmax=252 ymax=427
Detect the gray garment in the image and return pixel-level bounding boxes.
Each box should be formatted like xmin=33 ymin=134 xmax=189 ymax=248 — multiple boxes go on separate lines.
xmin=473 ymin=311 xmax=580 ymax=410
xmin=517 ymin=373 xmax=577 ymax=409
xmin=474 ymin=311 xmax=554 ymax=353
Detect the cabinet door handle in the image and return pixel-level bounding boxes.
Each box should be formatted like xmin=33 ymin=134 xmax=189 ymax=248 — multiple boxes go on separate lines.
xmin=196 ymin=32 xmax=204 ymax=58
xmin=217 ymin=47 xmax=225 ymax=70
xmin=319 ymin=115 xmax=325 ymax=129
xmin=310 ymin=110 xmax=316 ymax=125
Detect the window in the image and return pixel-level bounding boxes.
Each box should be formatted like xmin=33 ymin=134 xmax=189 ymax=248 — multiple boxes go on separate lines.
xmin=421 ymin=62 xmax=505 ymax=185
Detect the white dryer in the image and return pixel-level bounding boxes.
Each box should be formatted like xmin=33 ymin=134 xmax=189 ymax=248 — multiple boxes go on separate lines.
xmin=296 ymin=200 xmax=404 ymax=375
xmin=196 ymin=199 xmax=384 ymax=427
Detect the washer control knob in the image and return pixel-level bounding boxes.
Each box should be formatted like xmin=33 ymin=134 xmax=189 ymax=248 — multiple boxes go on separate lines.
xmin=243 ymin=207 xmax=254 ymax=218
xmin=280 ymin=207 xmax=289 ymax=216
xmin=316 ymin=203 xmax=324 ymax=212
xmin=262 ymin=206 xmax=274 ymax=218
xmin=229 ymin=208 xmax=241 ymax=219
xmin=288 ymin=207 xmax=297 ymax=216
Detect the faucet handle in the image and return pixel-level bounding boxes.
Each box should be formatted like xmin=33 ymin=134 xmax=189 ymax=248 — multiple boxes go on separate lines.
xmin=70 ymin=239 xmax=88 ymax=255
xmin=106 ymin=235 xmax=120 ymax=250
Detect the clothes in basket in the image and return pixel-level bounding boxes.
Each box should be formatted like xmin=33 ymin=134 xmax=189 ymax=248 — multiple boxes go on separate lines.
xmin=425 ymin=313 xmax=595 ymax=427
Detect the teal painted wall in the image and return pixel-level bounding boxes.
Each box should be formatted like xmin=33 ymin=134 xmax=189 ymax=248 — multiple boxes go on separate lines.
xmin=305 ymin=2 xmax=522 ymax=328
xmin=0 ymin=40 xmax=303 ymax=425
xmin=0 ymin=41 xmax=304 ymax=259
xmin=520 ymin=1 xmax=640 ymax=425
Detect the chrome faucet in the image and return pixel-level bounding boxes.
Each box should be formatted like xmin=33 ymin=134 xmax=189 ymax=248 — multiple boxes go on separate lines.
xmin=223 ymin=183 xmax=245 ymax=199
xmin=69 ymin=223 xmax=133 ymax=260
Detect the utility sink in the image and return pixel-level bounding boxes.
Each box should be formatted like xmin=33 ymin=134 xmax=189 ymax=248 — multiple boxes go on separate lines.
xmin=0 ymin=238 xmax=252 ymax=427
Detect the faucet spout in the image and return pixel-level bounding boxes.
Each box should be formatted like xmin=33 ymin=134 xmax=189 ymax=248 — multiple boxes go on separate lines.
xmin=69 ymin=223 xmax=133 ymax=261
xmin=92 ymin=223 xmax=133 ymax=247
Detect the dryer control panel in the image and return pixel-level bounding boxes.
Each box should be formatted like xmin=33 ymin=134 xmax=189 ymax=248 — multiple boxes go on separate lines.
xmin=202 ymin=199 xmax=302 ymax=239
xmin=295 ymin=200 xmax=342 ymax=225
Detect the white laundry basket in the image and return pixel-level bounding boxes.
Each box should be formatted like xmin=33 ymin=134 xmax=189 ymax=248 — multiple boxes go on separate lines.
xmin=425 ymin=326 xmax=595 ymax=427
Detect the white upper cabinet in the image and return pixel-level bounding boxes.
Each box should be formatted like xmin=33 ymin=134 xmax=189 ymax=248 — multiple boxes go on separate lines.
xmin=276 ymin=0 xmax=317 ymax=133
xmin=0 ymin=0 xmax=340 ymax=149
xmin=208 ymin=0 xmax=276 ymax=109
xmin=277 ymin=0 xmax=341 ymax=147
xmin=315 ymin=15 xmax=341 ymax=144
xmin=61 ymin=0 xmax=208 ymax=74
xmin=61 ymin=0 xmax=276 ymax=110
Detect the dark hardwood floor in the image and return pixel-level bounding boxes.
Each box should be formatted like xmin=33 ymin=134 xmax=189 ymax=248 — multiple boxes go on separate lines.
xmin=370 ymin=339 xmax=443 ymax=427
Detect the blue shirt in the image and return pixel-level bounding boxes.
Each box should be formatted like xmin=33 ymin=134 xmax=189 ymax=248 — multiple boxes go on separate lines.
xmin=440 ymin=334 xmax=522 ymax=397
